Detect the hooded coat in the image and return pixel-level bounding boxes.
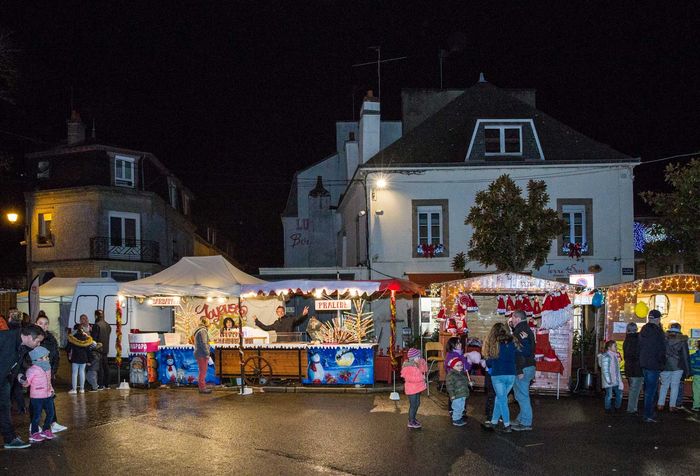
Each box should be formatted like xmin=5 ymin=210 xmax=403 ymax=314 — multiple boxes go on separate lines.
xmin=664 ymin=331 xmax=690 ymax=377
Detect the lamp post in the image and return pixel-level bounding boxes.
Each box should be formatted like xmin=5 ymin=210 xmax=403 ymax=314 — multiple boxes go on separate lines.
xmin=5 ymin=208 xmax=33 ymax=292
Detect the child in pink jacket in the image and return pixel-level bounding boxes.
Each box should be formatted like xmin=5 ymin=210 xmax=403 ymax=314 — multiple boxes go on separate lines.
xmin=401 ymin=348 xmax=428 ymax=429
xmin=20 ymin=346 xmax=56 ymax=442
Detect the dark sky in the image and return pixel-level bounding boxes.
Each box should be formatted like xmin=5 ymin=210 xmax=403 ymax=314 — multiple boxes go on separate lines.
xmin=1 ymin=1 xmax=699 ymax=273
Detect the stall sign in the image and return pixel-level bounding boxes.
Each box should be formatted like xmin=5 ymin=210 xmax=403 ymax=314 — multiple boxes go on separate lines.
xmin=129 ymin=341 xmax=159 ymax=353
xmin=315 ymin=299 xmax=352 ymax=311
xmin=622 ymin=267 xmax=634 ymax=275
xmin=612 ymin=321 xmax=628 ymax=334
xmin=149 ymin=296 xmax=181 ymax=306
xmin=569 ymin=274 xmax=594 ymax=288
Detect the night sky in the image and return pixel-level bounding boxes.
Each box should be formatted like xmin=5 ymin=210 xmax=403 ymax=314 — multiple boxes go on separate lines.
xmin=1 ymin=2 xmax=699 ymax=274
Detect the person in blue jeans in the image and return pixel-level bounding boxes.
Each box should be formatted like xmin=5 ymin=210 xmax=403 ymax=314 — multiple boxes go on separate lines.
xmin=481 ymin=322 xmax=520 ymax=433
xmin=639 ymin=310 xmax=666 ymax=423
xmin=510 ymin=310 xmax=535 ymax=431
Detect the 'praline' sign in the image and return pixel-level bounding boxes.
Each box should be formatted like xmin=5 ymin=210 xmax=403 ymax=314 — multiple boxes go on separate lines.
xmin=315 ymin=300 xmax=352 ymax=311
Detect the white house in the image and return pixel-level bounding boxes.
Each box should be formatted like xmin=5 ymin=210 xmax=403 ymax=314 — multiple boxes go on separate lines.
xmin=338 ymin=79 xmax=638 ymax=287
xmin=266 ymin=78 xmax=639 ymax=348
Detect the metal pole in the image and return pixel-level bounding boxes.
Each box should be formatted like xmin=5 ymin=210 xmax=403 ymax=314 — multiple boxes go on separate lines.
xmin=237 ymin=296 xmax=246 ymax=394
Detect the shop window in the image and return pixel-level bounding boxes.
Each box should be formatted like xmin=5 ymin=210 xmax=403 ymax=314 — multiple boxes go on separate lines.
xmin=557 ymin=199 xmax=593 ymax=256
xmin=115 ymin=155 xmax=135 ymax=188
xmin=412 ymin=199 xmax=449 ymax=258
xmin=37 ymin=213 xmax=53 ymax=246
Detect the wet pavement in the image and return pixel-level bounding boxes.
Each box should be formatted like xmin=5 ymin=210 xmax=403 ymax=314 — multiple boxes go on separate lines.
xmin=2 ymin=385 xmax=699 ymax=475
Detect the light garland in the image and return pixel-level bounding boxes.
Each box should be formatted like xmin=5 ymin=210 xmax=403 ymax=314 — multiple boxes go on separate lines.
xmin=605 ymin=274 xmax=700 ymax=329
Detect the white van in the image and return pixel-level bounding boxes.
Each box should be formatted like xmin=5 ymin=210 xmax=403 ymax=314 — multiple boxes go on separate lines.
xmin=69 ymin=281 xmax=172 ymax=357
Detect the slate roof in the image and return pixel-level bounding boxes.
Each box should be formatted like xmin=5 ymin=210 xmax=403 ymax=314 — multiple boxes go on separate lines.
xmin=365 ymin=82 xmax=633 ymax=167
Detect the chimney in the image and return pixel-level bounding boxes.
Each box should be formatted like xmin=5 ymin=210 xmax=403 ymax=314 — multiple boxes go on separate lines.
xmin=66 ymin=110 xmax=86 ymax=145
xmin=345 ymin=131 xmax=359 ymax=180
xmin=359 ymin=90 xmax=380 ymax=164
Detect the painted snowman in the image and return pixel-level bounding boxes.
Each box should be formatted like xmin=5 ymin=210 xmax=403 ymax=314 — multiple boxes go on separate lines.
xmin=308 ymin=353 xmax=325 ymax=383
xmin=164 ymin=355 xmax=177 ymax=383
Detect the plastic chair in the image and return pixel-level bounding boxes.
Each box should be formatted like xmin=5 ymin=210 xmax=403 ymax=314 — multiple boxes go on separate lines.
xmin=425 ymin=341 xmax=444 ymax=396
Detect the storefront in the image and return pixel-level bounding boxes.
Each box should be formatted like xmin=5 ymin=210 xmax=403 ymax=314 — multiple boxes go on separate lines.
xmin=605 ymin=274 xmax=700 ymax=342
xmin=434 ymin=272 xmax=577 ymax=396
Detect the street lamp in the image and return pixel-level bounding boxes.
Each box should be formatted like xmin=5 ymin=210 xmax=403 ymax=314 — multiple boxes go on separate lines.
xmin=4 ymin=208 xmax=33 ymax=294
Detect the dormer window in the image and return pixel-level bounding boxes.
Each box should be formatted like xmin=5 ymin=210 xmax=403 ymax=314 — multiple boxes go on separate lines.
xmin=484 ymin=125 xmax=522 ymax=155
xmin=115 ymin=155 xmax=135 ymax=187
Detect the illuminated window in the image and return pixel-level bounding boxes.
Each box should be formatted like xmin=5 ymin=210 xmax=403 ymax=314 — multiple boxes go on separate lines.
xmin=115 ymin=155 xmax=135 ymax=187
xmin=38 ymin=213 xmax=53 ymax=245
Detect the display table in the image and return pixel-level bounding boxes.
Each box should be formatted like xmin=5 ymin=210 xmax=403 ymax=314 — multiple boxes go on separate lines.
xmin=216 ymin=343 xmax=376 ymax=385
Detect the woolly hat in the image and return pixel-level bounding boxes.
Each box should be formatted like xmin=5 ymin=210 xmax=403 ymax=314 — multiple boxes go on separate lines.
xmin=667 ymin=322 xmax=681 ymax=333
xmin=447 ymin=357 xmax=461 ymax=369
xmin=407 ymin=348 xmax=421 ymax=360
xmin=29 ymin=346 xmax=49 ymax=362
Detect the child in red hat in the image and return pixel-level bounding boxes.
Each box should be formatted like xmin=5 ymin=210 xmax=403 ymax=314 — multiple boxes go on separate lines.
xmin=446 ymin=357 xmax=470 ymax=427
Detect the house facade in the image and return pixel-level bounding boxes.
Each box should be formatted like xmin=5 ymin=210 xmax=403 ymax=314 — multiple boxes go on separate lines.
xmin=277 ymin=80 xmax=639 ymax=288
xmin=23 ymin=112 xmax=229 ymax=282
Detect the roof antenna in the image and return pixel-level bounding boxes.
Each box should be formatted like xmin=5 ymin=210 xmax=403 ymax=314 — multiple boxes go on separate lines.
xmin=479 ymin=72 xmax=487 ymax=83
xmin=352 ymin=47 xmax=407 ymax=101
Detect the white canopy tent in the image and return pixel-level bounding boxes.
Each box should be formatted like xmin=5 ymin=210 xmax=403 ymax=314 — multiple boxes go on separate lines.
xmin=119 ymin=255 xmax=266 ymax=298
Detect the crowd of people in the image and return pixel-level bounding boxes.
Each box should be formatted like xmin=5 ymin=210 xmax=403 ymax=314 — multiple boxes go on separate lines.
xmin=402 ymin=308 xmax=700 ymax=431
xmin=0 ymin=307 xmax=111 ymax=450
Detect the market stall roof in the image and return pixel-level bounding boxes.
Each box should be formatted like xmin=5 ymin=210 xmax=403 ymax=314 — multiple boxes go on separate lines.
xmin=240 ymin=278 xmax=423 ymax=298
xmin=17 ymin=277 xmax=116 ymax=298
xmin=436 ymin=272 xmax=577 ymax=293
xmin=119 ymin=255 xmax=266 ymax=298
xmin=603 ymin=273 xmax=700 ymax=292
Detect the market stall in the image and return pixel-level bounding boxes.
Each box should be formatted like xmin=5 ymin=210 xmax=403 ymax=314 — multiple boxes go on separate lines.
xmin=604 ymin=274 xmax=700 ymax=341
xmin=119 ymin=263 xmax=423 ymax=388
xmin=118 ymin=255 xmax=268 ymax=390
xmin=434 ymin=272 xmax=577 ymax=396
xmin=227 ymin=278 xmax=423 ymax=386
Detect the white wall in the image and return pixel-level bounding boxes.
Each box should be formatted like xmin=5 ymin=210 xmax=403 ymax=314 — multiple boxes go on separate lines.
xmin=351 ymin=163 xmax=636 ymax=286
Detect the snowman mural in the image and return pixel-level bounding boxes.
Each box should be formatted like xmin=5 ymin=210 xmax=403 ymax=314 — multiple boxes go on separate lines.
xmin=308 ymin=353 xmax=325 ymax=383
xmin=164 ymin=354 xmax=178 ymax=383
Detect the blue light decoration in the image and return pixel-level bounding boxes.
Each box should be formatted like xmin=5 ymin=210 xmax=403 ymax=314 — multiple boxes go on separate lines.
xmin=633 ymin=222 xmax=646 ymax=252
xmin=634 ymin=222 xmax=667 ymax=252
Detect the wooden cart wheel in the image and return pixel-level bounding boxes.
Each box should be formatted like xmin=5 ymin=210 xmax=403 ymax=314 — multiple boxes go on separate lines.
xmin=243 ymin=356 xmax=272 ymax=386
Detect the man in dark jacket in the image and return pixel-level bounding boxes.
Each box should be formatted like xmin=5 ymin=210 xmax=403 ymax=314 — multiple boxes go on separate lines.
xmin=90 ymin=309 xmax=111 ymax=389
xmin=639 ymin=310 xmax=666 ymax=422
xmin=0 ymin=323 xmax=45 ymax=449
xmin=510 ymin=310 xmax=535 ymax=431
xmin=623 ymin=322 xmax=643 ymax=414
xmin=254 ymin=306 xmax=309 ymax=335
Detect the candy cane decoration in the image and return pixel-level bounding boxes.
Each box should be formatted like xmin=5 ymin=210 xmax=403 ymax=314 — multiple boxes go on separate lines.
xmin=389 ymin=290 xmax=397 ymax=370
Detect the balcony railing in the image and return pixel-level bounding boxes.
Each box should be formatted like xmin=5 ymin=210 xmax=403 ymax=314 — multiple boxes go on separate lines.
xmin=90 ymin=236 xmax=160 ymax=263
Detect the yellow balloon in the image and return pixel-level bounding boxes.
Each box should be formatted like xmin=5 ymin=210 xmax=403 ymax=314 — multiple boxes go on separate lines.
xmin=634 ymin=301 xmax=649 ymax=319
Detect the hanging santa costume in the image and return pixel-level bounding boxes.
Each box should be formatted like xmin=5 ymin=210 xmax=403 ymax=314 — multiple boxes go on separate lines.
xmin=534 ymin=329 xmax=564 ymax=374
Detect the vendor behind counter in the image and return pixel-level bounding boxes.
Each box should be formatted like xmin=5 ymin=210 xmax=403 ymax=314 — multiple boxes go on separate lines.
xmin=254 ymin=305 xmax=309 ymax=334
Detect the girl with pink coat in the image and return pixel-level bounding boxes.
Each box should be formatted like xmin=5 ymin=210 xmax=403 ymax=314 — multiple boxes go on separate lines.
xmin=401 ymin=348 xmax=428 ymax=429
xmin=20 ymin=346 xmax=56 ymax=442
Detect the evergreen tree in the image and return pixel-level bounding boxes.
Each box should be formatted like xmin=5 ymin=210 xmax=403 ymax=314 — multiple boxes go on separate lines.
xmin=640 ymin=159 xmax=700 ymax=273
xmin=465 ymin=175 xmax=565 ymax=272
